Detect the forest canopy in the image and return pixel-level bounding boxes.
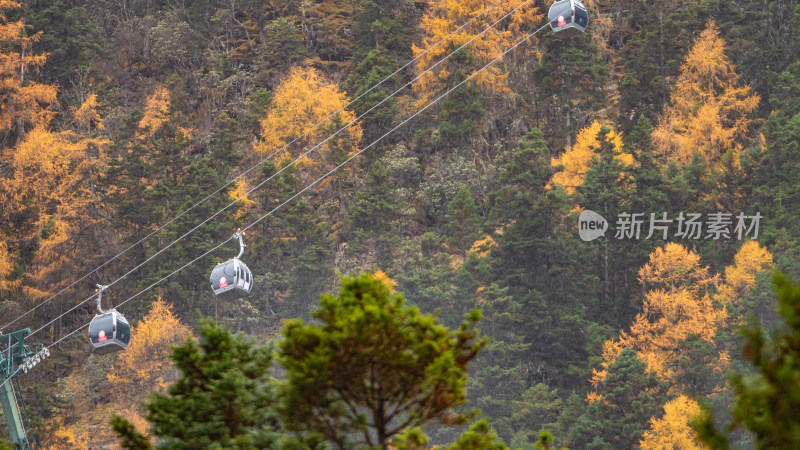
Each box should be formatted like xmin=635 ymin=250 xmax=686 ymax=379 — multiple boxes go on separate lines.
xmin=0 ymin=0 xmax=798 ymax=447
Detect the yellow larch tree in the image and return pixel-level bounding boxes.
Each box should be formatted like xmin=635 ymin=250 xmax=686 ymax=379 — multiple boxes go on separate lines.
xmin=0 ymin=240 xmax=20 ymax=294
xmin=105 ymin=298 xmax=192 ymax=440
xmin=6 ymin=127 xmax=95 ymax=214
xmin=71 ymin=93 xmax=104 ymax=134
xmin=592 ymin=243 xmax=725 ymax=389
xmin=137 ymin=84 xmax=172 ymax=139
xmin=3 ymin=119 xmax=110 ymax=301
xmin=637 ymin=242 xmax=717 ymax=293
xmin=230 ymin=178 xmax=256 ymax=221
xmin=126 ymin=85 xmax=194 ymax=192
xmin=55 ymin=299 xmax=191 ymax=447
xmin=256 ymin=66 xmax=362 ymax=174
xmin=548 ymin=121 xmax=631 ymax=194
xmin=652 ymin=20 xmax=759 ymax=166
xmin=715 ymin=240 xmax=773 ymax=308
xmin=373 ymin=269 xmax=397 ymax=294
xmin=36 ymin=416 xmax=92 ymax=449
xmin=468 ymin=234 xmax=497 ymax=258
xmin=640 ymin=395 xmax=707 ymax=449
xmin=108 ymin=298 xmax=191 ymax=396
xmin=0 ymin=0 xmax=58 ymax=144
xmin=412 ymin=0 xmax=542 ymax=105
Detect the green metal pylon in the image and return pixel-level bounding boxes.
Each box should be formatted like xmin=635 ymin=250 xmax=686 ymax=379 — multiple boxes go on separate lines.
xmin=1 ymin=376 xmax=30 ymax=449
xmin=1 ymin=329 xmax=36 ymax=450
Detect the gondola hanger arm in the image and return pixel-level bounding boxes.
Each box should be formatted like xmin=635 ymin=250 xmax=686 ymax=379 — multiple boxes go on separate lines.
xmin=232 ymin=230 xmax=246 ymax=259
xmin=95 ymin=284 xmax=109 ymax=314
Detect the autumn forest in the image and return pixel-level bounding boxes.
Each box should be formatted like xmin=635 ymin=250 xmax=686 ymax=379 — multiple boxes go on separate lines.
xmin=1 ymin=0 xmax=799 ymax=448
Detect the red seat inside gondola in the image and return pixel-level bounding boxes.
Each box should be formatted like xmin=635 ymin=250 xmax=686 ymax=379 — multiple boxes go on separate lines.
xmin=88 ymin=310 xmax=131 ymax=354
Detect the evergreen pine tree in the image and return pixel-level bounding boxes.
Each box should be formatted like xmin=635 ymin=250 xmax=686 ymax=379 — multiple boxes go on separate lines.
xmin=694 ymin=273 xmax=800 ymax=448
xmin=278 ymin=272 xmax=486 ymax=448
xmin=111 ymin=319 xmax=283 ymax=449
xmin=445 ymin=186 xmax=482 ymax=252
xmin=567 ymin=348 xmax=667 ymax=449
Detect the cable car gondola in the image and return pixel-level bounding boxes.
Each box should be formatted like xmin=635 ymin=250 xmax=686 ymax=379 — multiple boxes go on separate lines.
xmin=210 ymin=231 xmax=253 ymax=301
xmin=548 ymin=0 xmax=589 ymax=36
xmin=88 ymin=285 xmax=131 ymax=354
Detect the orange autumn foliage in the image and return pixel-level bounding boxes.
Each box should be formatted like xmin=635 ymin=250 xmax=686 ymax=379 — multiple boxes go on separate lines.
xmin=592 ymin=244 xmax=725 ymax=389
xmin=548 ymin=121 xmax=631 ymax=194
xmin=139 ymin=86 xmax=171 ymax=134
xmin=49 ymin=417 xmax=90 ymax=449
xmin=230 ymin=178 xmax=256 ymax=221
xmin=653 ymin=21 xmax=759 ymax=166
xmin=0 ymin=240 xmax=20 ymax=293
xmin=640 ymin=395 xmax=708 ymax=449
xmin=71 ymin=93 xmax=104 ymax=133
xmin=0 ymin=0 xmax=58 ymax=142
xmin=373 ymin=269 xmax=398 ymax=294
xmin=108 ymin=298 xmax=192 ymax=395
xmin=256 ymin=66 xmax=362 ymax=171
xmin=138 ymin=85 xmax=172 ymax=138
xmin=53 ymin=300 xmax=190 ymax=448
xmin=468 ymin=234 xmax=497 ymax=258
xmin=412 ymin=0 xmax=542 ymax=105
xmin=638 ymin=242 xmax=716 ymax=294
xmin=2 ymin=125 xmax=110 ymax=300
xmin=716 ymin=240 xmax=773 ymax=310
xmin=5 ymin=127 xmax=101 ymax=207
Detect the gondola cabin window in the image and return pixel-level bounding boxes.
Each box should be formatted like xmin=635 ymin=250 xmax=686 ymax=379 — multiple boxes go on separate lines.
xmin=548 ymin=0 xmax=589 ymax=36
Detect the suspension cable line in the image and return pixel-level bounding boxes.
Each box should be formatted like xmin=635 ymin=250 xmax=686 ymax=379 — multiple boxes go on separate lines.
xmin=0 ymin=0 xmax=511 ymax=334
xmin=22 ymin=0 xmax=536 ymax=341
xmin=0 ymin=367 xmax=21 ymax=392
xmin=36 ymin=18 xmax=551 ymax=354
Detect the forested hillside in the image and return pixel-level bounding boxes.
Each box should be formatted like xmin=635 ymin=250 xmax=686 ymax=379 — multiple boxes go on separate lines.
xmin=0 ymin=0 xmax=799 ymax=447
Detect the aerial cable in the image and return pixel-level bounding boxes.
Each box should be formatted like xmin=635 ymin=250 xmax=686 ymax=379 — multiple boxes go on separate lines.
xmin=0 ymin=366 xmax=21 ymax=392
xmin=37 ymin=16 xmax=552 ymax=354
xmin=31 ymin=234 xmax=233 ymax=344
xmin=22 ymin=0 xmax=537 ymax=341
xmin=240 ymin=20 xmax=550 ymax=236
xmin=0 ymin=0 xmax=512 ymax=334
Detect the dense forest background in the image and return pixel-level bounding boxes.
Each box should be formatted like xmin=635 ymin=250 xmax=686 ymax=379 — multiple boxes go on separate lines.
xmin=1 ymin=0 xmax=799 ymax=447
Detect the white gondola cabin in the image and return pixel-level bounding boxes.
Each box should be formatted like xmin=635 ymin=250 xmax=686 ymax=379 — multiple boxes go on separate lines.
xmin=88 ymin=285 xmax=131 ymax=354
xmin=89 ymin=310 xmax=131 ymax=354
xmin=210 ymin=231 xmax=253 ymax=301
xmin=548 ymin=0 xmax=589 ymax=36
xmin=210 ymin=258 xmax=253 ymax=301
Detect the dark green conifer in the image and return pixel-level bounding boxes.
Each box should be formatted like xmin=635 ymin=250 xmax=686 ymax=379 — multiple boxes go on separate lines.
xmin=566 ymin=348 xmax=667 ymax=449
xmin=112 ymin=319 xmax=282 ymax=449
xmin=445 ymin=186 xmax=482 ymax=252
xmin=278 ymin=272 xmax=486 ymax=448
xmin=694 ymin=273 xmax=800 ymax=449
